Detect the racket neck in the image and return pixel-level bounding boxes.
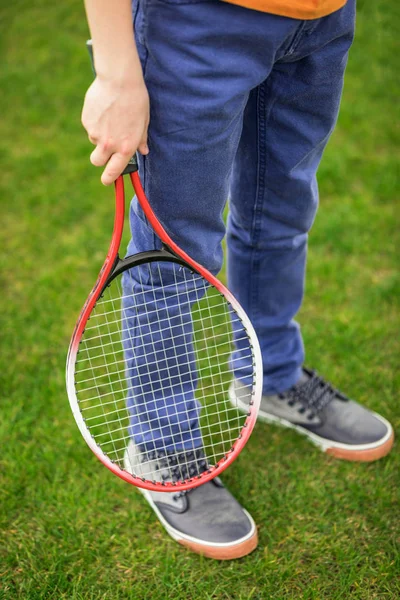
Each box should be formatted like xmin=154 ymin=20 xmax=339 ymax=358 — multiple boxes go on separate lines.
xmin=109 ymin=176 xmax=125 ymax=264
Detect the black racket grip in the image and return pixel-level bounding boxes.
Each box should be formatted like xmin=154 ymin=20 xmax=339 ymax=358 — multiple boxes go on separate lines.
xmin=86 ymin=40 xmax=139 ymax=175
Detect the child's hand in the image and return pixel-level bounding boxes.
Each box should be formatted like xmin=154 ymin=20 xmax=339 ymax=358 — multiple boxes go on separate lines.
xmin=82 ymin=74 xmax=149 ymax=185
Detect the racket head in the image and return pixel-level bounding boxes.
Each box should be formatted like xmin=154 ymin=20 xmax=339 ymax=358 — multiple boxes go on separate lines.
xmin=67 ymin=248 xmax=262 ymax=492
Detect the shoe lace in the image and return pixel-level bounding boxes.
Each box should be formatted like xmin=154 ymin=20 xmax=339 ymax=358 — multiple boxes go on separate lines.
xmin=145 ymin=448 xmax=209 ymax=500
xmin=283 ymin=370 xmax=341 ymax=419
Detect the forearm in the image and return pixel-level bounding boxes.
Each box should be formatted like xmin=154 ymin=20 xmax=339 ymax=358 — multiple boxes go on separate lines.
xmin=82 ymin=0 xmax=149 ymax=185
xmin=84 ymin=0 xmax=143 ymax=83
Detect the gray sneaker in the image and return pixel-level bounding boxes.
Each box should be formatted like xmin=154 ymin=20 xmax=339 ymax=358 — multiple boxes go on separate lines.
xmin=124 ymin=441 xmax=258 ymax=560
xmin=230 ymin=368 xmax=394 ymax=461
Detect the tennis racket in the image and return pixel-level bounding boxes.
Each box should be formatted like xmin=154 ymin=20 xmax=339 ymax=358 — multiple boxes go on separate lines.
xmin=66 ymin=41 xmax=262 ymax=492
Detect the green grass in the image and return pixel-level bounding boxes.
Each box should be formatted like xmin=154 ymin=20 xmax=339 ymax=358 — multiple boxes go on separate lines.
xmin=0 ymin=0 xmax=399 ymax=598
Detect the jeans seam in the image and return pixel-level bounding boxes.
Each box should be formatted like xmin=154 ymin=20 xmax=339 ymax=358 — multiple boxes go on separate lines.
xmin=285 ymin=21 xmax=306 ymax=57
xmin=134 ymin=2 xmax=157 ymax=245
xmin=134 ymin=0 xmax=146 ymax=46
xmin=249 ymin=84 xmax=266 ymax=324
xmin=249 ymin=75 xmax=289 ymax=326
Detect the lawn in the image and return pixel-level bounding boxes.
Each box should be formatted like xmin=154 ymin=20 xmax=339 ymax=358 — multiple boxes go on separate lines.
xmin=0 ymin=0 xmax=399 ymax=598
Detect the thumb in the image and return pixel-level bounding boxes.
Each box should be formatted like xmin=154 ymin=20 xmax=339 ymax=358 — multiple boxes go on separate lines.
xmin=138 ymin=127 xmax=149 ymax=155
xmin=138 ymin=140 xmax=149 ymax=155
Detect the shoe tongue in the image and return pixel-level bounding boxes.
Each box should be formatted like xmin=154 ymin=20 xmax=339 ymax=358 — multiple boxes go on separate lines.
xmin=298 ymin=370 xmax=311 ymax=386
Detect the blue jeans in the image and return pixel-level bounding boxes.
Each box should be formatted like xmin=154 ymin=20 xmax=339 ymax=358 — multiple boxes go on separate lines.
xmin=124 ymin=0 xmax=356 ymax=451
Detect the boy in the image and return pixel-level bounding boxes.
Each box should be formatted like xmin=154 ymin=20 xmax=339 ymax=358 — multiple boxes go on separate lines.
xmin=81 ymin=0 xmax=393 ymax=559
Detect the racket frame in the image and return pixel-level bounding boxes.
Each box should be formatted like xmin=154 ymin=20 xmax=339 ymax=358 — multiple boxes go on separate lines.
xmin=66 ymin=171 xmax=262 ymax=492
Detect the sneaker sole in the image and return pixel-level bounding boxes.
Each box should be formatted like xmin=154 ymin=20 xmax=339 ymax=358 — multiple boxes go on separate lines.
xmin=229 ymin=386 xmax=394 ymax=462
xmin=123 ymin=453 xmax=258 ymax=560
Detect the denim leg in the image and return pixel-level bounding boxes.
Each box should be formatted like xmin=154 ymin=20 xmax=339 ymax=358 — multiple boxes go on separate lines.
xmin=124 ymin=0 xmax=303 ymax=451
xmin=122 ymin=262 xmax=207 ymax=453
xmin=228 ymin=0 xmax=356 ymax=394
xmin=125 ymin=0 xmax=356 ymax=449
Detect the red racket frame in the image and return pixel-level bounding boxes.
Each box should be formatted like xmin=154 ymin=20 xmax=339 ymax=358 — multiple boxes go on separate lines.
xmin=66 ymin=172 xmax=262 ymax=491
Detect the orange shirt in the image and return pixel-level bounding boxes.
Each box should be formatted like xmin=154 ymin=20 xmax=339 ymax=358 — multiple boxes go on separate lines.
xmin=222 ymin=0 xmax=347 ymax=20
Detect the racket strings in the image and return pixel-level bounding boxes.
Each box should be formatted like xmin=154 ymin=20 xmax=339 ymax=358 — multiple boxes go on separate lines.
xmin=74 ymin=260 xmax=255 ymax=484
xmin=76 ymin=352 xmax=252 ymax=401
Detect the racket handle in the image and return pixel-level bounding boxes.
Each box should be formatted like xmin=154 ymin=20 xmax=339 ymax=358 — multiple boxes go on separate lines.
xmin=85 ymin=39 xmax=139 ymax=175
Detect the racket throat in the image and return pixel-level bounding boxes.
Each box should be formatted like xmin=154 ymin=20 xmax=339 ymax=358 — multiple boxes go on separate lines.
xmin=107 ymin=248 xmax=198 ymax=282
xmin=161 ymin=242 xmax=180 ymax=260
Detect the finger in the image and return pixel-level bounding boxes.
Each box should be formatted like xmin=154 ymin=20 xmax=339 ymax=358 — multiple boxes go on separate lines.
xmin=138 ymin=123 xmax=149 ymax=155
xmin=137 ymin=130 xmax=149 ymax=155
xmin=138 ymin=141 xmax=149 ymax=155
xmin=101 ymin=152 xmax=130 ymax=186
xmin=90 ymin=144 xmax=113 ymax=167
xmin=88 ymin=134 xmax=98 ymax=145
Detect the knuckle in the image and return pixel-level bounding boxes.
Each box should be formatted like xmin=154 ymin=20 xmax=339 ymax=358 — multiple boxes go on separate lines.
xmin=100 ymin=138 xmax=113 ymax=153
xmin=87 ymin=128 xmax=99 ymax=141
xmin=120 ymin=139 xmax=135 ymax=156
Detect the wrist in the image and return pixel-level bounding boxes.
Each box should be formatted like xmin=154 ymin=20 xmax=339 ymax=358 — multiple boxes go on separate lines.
xmin=95 ymin=47 xmax=144 ymax=87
